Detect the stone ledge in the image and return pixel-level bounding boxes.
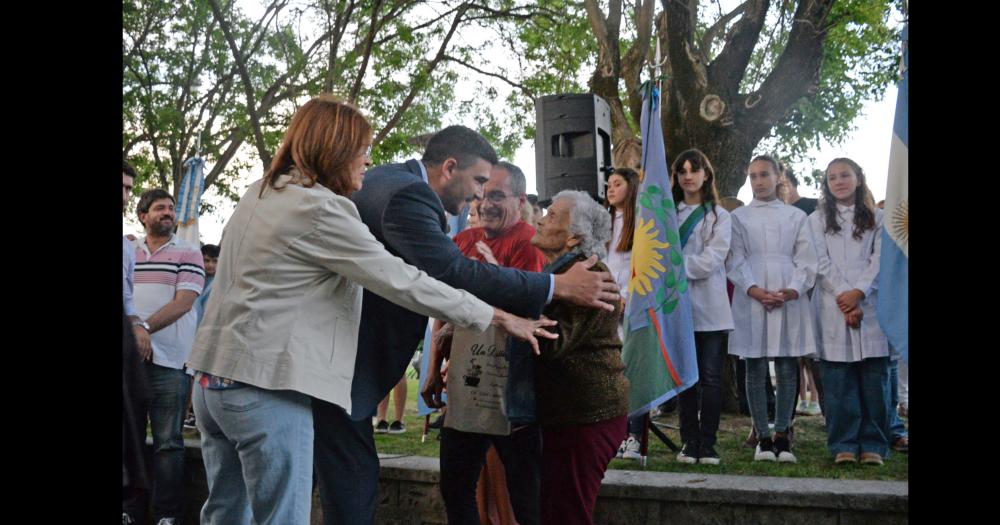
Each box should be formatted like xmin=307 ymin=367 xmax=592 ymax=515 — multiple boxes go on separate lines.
xmin=173 ymin=439 xmax=907 ymax=524
xmin=374 ymin=452 xmax=906 ymax=513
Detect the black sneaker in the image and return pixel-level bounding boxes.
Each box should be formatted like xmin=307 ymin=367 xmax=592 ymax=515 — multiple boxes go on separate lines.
xmin=374 ymin=420 xmax=390 ymax=434
xmin=698 ymin=443 xmax=720 ymax=465
xmin=754 ymin=437 xmax=776 ymax=461
xmin=676 ymin=441 xmax=699 ymax=464
xmin=388 ymin=420 xmax=406 ymax=434
xmin=183 ymin=414 xmax=197 ymax=430
xmin=774 ymin=435 xmax=797 ymax=463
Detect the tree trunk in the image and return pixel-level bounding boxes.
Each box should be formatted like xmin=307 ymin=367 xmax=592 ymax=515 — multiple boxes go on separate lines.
xmin=655 ymin=0 xmax=832 ymax=198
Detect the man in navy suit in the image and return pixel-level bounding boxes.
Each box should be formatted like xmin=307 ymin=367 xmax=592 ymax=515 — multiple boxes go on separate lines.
xmin=312 ymin=126 xmax=620 ymax=524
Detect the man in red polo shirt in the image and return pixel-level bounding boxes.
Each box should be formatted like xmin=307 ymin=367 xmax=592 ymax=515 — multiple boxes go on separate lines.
xmin=453 ymin=162 xmax=546 ymax=272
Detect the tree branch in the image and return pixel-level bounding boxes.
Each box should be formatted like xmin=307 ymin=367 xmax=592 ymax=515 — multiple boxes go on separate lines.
xmin=373 ymin=3 xmax=470 ymax=145
xmin=350 ymin=0 xmax=383 ymax=102
xmin=443 ymin=55 xmax=535 ymax=98
xmin=622 ymin=0 xmax=655 ymax=127
xmin=743 ymin=0 xmax=834 ymax=136
xmin=705 ymin=0 xmax=769 ymax=97
xmin=207 ymin=0 xmax=273 ymax=169
xmin=699 ymin=0 xmax=749 ymax=60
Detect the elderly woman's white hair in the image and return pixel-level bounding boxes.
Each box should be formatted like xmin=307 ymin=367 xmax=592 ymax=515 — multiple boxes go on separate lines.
xmin=551 ymin=190 xmax=612 ymax=260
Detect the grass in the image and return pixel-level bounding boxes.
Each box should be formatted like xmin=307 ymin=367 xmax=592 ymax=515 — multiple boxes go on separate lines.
xmin=369 ymin=378 xmax=908 ymax=482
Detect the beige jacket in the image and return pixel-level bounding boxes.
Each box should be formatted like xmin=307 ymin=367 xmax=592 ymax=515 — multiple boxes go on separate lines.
xmin=187 ymin=174 xmax=493 ymax=411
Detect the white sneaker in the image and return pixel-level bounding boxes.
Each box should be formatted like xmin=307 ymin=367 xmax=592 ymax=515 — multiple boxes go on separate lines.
xmin=156 ymin=519 xmax=178 ymax=525
xmin=615 ymin=439 xmax=627 ymax=458
xmin=754 ymin=438 xmax=776 ymax=462
xmin=622 ymin=436 xmax=642 ymax=460
xmin=675 ymin=442 xmax=698 ymax=464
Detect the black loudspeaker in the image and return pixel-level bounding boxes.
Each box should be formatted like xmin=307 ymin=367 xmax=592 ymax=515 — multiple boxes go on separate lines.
xmin=534 ymin=94 xmax=613 ymax=203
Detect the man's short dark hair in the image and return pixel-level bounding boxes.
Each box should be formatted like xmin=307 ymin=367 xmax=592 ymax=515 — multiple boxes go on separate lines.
xmin=422 ymin=125 xmax=498 ymax=169
xmin=136 ymin=189 xmax=175 ymax=220
xmin=527 ymin=194 xmax=539 ymax=206
xmin=784 ymin=168 xmax=800 ymax=187
xmin=123 ymin=159 xmax=138 ymax=180
xmin=201 ymin=244 xmax=220 ymax=258
xmin=495 ymin=161 xmax=527 ymax=196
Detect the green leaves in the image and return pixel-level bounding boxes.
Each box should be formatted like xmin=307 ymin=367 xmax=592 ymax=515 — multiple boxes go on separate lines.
xmin=663 ymin=298 xmax=679 ymax=314
xmin=639 ymin=193 xmax=654 ymax=211
xmin=664 ymin=228 xmax=679 ymax=246
xmin=669 ymin=249 xmax=683 ymax=266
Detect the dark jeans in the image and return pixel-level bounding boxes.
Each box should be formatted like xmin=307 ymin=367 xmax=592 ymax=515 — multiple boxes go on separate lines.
xmin=123 ymin=363 xmax=191 ymax=521
xmin=888 ymin=359 xmax=908 ymax=439
xmin=312 ymin=399 xmax=380 ymax=525
xmin=678 ymin=331 xmax=727 ymax=448
xmin=439 ymin=425 xmax=542 ymax=525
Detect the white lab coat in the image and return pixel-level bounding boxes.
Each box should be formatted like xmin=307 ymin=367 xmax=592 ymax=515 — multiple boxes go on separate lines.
xmin=605 ymin=208 xmax=632 ymax=340
xmin=726 ymin=199 xmax=818 ymax=358
xmin=808 ymin=204 xmax=889 ymax=362
xmin=677 ymin=202 xmax=734 ymax=332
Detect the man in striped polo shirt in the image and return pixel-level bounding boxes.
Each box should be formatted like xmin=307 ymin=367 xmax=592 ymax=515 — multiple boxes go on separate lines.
xmin=128 ymin=188 xmax=205 ymax=525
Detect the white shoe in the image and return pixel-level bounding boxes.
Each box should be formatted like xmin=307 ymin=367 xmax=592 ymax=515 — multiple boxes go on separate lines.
xmin=615 ymin=439 xmax=627 ymax=458
xmin=676 ymin=442 xmax=698 ymax=464
xmin=754 ymin=438 xmax=776 ymax=462
xmin=622 ymin=436 xmax=642 ymax=460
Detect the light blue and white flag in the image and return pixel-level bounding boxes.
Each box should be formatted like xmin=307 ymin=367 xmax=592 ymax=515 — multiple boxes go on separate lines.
xmin=877 ymin=24 xmax=908 ymax=363
xmin=176 ymin=156 xmax=205 ymax=247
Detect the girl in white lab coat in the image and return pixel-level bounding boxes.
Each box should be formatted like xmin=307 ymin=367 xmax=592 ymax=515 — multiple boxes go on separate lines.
xmin=670 ymin=149 xmax=734 ymax=466
xmin=604 ymin=167 xmax=646 ymax=460
xmin=809 ymin=158 xmax=892 ymax=466
xmin=727 ymin=155 xmax=818 ymax=463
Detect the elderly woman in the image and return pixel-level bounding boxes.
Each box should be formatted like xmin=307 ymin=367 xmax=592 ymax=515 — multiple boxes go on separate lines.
xmin=530 ymin=190 xmax=630 ymax=525
xmin=186 ymin=95 xmax=555 ymax=525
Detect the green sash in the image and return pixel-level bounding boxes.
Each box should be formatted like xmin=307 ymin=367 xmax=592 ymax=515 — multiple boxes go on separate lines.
xmin=679 ymin=204 xmax=708 ymax=249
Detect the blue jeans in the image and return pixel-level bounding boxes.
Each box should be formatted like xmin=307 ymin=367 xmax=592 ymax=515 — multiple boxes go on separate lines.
xmin=678 ymin=331 xmax=728 ymax=447
xmin=146 ymin=363 xmax=192 ymax=520
xmin=194 ymin=383 xmax=314 ymax=525
xmin=888 ymin=360 xmax=907 ymax=440
xmin=819 ymin=358 xmax=892 ymax=457
xmin=745 ymin=357 xmax=797 ymax=438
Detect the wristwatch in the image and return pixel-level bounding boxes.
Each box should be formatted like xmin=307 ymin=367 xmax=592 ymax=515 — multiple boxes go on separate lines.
xmin=132 ymin=320 xmax=151 ymax=332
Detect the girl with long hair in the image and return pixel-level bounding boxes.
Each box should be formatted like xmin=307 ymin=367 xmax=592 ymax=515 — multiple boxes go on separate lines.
xmin=603 ymin=167 xmax=644 ymax=461
xmin=668 ymin=149 xmax=734 ymax=465
xmin=809 ymin=158 xmax=892 ymax=465
xmin=726 ymin=154 xmax=818 ymax=463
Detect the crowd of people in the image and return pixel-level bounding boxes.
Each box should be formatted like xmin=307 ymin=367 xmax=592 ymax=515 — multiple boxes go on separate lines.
xmin=122 ymin=94 xmax=908 ymax=525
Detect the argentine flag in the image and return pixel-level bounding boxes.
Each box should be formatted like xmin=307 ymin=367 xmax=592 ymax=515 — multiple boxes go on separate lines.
xmin=877 ymin=24 xmax=908 ymax=363
xmin=176 ymin=156 xmax=205 ymax=247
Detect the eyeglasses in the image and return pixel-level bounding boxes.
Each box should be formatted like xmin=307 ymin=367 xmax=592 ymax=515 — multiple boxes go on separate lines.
xmin=484 ymin=191 xmax=516 ymax=203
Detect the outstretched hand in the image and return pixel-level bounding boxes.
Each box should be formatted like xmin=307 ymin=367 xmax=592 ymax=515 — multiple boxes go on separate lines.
xmin=491 ymin=309 xmax=558 ymax=355
xmin=553 ymin=255 xmax=620 ymax=312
